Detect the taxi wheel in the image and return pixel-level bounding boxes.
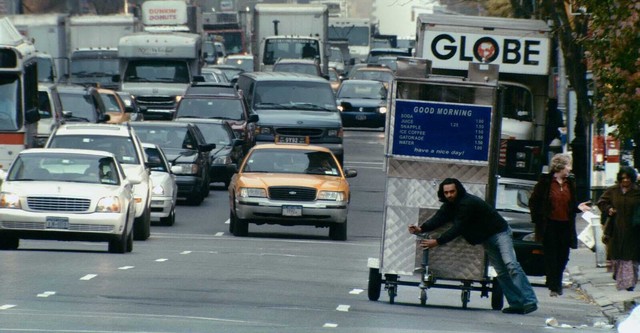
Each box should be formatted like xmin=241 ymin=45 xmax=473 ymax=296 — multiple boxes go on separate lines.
xmin=228 ymin=210 xmax=236 ymax=234
xmin=233 ymin=216 xmax=248 ymax=237
xmin=329 ymin=220 xmax=347 ymax=241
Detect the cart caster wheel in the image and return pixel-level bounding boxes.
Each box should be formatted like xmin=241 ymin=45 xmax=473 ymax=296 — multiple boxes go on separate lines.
xmin=419 ymin=289 xmax=427 ymax=305
xmin=388 ymin=286 xmax=396 ymax=304
xmin=491 ymin=278 xmax=504 ymax=310
xmin=461 ymin=290 xmax=470 ymax=309
xmin=367 ymin=267 xmax=382 ymax=301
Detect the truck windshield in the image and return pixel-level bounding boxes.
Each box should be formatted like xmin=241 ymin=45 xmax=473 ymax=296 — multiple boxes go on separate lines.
xmin=0 ymin=75 xmax=20 ymax=131
xmin=124 ymin=60 xmax=190 ymax=84
xmin=263 ymin=39 xmax=319 ymax=65
xmin=70 ymin=58 xmax=119 ymax=87
xmin=253 ymin=81 xmax=336 ymax=111
xmin=328 ymin=26 xmax=370 ymax=46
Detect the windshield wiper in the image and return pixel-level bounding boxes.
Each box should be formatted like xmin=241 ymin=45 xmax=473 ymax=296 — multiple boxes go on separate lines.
xmin=291 ymin=102 xmax=334 ymax=111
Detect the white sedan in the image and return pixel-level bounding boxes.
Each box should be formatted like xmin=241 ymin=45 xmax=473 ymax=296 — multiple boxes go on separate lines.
xmin=0 ymin=148 xmax=138 ymax=253
xmin=142 ymin=143 xmax=177 ymax=226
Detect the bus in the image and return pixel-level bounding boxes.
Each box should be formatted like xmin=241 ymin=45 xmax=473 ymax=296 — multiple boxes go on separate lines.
xmin=0 ymin=18 xmax=39 ymax=171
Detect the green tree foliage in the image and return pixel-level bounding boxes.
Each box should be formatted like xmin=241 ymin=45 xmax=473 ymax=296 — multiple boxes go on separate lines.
xmin=582 ymin=1 xmax=640 ymax=145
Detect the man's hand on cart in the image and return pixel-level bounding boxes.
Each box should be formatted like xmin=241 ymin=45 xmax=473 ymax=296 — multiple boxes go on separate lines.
xmin=420 ymin=238 xmax=439 ymax=250
xmin=408 ymin=224 xmax=421 ymax=234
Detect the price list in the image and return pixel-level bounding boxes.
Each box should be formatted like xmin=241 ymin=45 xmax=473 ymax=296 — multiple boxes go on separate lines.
xmin=391 ymin=100 xmax=493 ymax=162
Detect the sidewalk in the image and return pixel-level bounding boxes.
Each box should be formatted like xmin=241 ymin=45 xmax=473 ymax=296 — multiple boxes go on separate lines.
xmin=566 ymin=246 xmax=640 ymax=326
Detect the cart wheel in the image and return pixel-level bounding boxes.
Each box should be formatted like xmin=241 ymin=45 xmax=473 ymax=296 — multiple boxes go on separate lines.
xmin=491 ymin=278 xmax=504 ymax=310
xmin=419 ymin=289 xmax=427 ymax=305
xmin=461 ymin=290 xmax=470 ymax=309
xmin=367 ymin=267 xmax=382 ymax=301
xmin=388 ymin=285 xmax=396 ymax=304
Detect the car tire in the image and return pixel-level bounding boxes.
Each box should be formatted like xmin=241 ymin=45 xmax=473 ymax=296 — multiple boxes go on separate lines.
xmin=108 ymin=233 xmax=127 ymax=254
xmin=126 ymin=228 xmax=133 ymax=253
xmin=229 ymin=210 xmax=236 ymax=234
xmin=202 ymin=175 xmax=211 ymax=198
xmin=368 ymin=267 xmax=382 ymax=301
xmin=233 ymin=216 xmax=248 ymax=237
xmin=187 ymin=191 xmax=204 ymax=206
xmin=134 ymin=207 xmax=151 ymax=240
xmin=160 ymin=208 xmax=176 ymax=226
xmin=329 ymin=220 xmax=347 ymax=241
xmin=0 ymin=236 xmax=19 ymax=250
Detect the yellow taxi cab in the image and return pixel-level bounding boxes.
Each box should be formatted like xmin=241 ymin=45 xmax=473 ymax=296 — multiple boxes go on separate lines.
xmin=228 ymin=136 xmax=357 ymax=240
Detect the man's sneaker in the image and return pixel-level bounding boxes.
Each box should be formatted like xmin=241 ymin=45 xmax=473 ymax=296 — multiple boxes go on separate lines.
xmin=502 ymin=306 xmax=524 ymax=314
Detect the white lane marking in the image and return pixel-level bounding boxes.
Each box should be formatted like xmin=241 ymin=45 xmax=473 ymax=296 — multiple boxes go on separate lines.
xmin=155 ymin=258 xmax=168 ymax=262
xmin=225 ymin=219 xmax=230 ymax=224
xmin=336 ymin=304 xmax=350 ymax=312
xmin=80 ymin=274 xmax=97 ymax=281
xmin=0 ymin=304 xmax=16 ymax=310
xmin=214 ymin=232 xmax=224 ymax=237
xmin=349 ymin=289 xmax=363 ymax=295
xmin=181 ymin=251 xmax=192 ymax=254
xmin=118 ymin=266 xmax=135 ymax=270
xmin=323 ymin=323 xmax=338 ymax=328
xmin=37 ymin=291 xmax=56 ymax=298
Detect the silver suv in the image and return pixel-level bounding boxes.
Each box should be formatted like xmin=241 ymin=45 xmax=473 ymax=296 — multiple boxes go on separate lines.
xmin=45 ymin=123 xmax=152 ymax=240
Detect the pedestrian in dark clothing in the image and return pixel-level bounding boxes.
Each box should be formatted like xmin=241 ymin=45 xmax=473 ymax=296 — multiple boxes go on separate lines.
xmin=596 ymin=166 xmax=640 ymax=291
xmin=408 ymin=178 xmax=538 ymax=314
xmin=529 ymin=153 xmax=591 ymax=297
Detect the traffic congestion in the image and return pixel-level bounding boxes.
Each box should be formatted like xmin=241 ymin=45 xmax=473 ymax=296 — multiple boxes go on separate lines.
xmin=0 ymin=0 xmax=628 ymax=332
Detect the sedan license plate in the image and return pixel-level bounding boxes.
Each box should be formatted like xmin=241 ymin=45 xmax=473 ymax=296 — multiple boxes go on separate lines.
xmin=355 ymin=115 xmax=367 ymax=121
xmin=282 ymin=205 xmax=302 ymax=217
xmin=46 ymin=216 xmax=69 ymax=229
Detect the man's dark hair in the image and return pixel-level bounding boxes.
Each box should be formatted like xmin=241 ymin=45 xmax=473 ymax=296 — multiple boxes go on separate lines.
xmin=437 ymin=178 xmax=467 ymax=203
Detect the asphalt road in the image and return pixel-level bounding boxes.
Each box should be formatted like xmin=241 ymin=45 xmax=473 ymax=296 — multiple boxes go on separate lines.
xmin=0 ymin=129 xmax=612 ymax=332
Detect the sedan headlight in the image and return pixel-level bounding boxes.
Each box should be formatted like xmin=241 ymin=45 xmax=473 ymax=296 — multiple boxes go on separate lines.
xmin=171 ymin=163 xmax=199 ymax=175
xmin=239 ymin=187 xmax=267 ymax=198
xmin=0 ymin=193 xmax=21 ymax=209
xmin=96 ymin=196 xmax=121 ymax=213
xmin=152 ymin=185 xmax=165 ymax=195
xmin=213 ymin=155 xmax=232 ymax=165
xmin=318 ymin=191 xmax=345 ymax=201
xmin=378 ymin=106 xmax=388 ymax=114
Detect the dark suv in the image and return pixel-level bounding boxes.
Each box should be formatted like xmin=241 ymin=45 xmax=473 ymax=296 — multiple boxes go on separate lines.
xmin=175 ymin=83 xmax=258 ymax=153
xmin=236 ymin=72 xmax=344 ymax=164
xmin=130 ymin=121 xmax=215 ymax=205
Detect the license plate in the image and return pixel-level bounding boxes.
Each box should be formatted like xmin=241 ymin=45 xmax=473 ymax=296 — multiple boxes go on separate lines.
xmin=275 ymin=135 xmax=309 ymax=144
xmin=46 ymin=216 xmax=69 ymax=229
xmin=282 ymin=205 xmax=302 ymax=217
xmin=355 ymin=115 xmax=367 ymax=121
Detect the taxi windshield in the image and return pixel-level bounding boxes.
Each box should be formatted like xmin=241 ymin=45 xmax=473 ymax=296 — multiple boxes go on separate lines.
xmin=243 ymin=149 xmax=339 ymax=176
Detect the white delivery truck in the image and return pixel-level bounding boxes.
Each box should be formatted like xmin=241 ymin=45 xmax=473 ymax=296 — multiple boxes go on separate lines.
xmin=67 ymin=14 xmax=142 ymax=89
xmin=415 ymin=14 xmax=553 ymax=180
xmin=328 ymin=17 xmax=371 ymax=64
xmin=8 ymin=13 xmax=68 ymax=81
xmin=252 ymin=3 xmax=329 ymax=74
xmin=115 ymin=32 xmax=202 ymax=120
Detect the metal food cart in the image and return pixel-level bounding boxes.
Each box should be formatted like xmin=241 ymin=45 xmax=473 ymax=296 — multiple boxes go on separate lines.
xmin=367 ymin=58 xmax=504 ymax=310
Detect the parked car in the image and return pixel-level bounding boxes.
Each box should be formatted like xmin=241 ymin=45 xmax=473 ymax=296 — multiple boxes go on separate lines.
xmin=36 ymin=83 xmax=65 ymax=147
xmin=57 ymin=84 xmax=110 ymax=123
xmin=175 ymin=118 xmax=244 ymax=188
xmin=130 ymin=121 xmax=214 ymax=205
xmin=142 ymin=143 xmax=177 ymax=226
xmin=175 ymin=87 xmax=258 ymax=153
xmin=0 ymin=148 xmax=137 ymax=253
xmin=224 ymin=54 xmax=254 ymax=72
xmin=97 ymin=87 xmax=130 ymax=124
xmin=495 ymin=177 xmax=545 ymax=276
xmin=228 ymin=141 xmax=357 ymax=240
xmin=336 ymin=79 xmax=388 ymax=129
xmin=45 ymin=123 xmax=152 ymax=240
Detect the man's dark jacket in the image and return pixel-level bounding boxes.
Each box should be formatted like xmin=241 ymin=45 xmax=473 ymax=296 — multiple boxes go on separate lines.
xmin=419 ymin=192 xmax=508 ymax=245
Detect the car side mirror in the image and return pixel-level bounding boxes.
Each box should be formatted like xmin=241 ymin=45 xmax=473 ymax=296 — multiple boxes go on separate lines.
xmin=200 ymin=143 xmax=216 ymax=152
xmin=248 ymin=114 xmax=259 ymax=123
xmin=126 ymin=172 xmax=142 ymax=185
xmin=98 ymin=114 xmax=111 ymax=123
xmin=344 ymin=168 xmax=357 ymax=178
xmin=25 ymin=107 xmax=41 ymax=124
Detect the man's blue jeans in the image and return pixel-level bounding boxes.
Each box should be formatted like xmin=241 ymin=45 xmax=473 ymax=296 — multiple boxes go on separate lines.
xmin=483 ymin=228 xmax=538 ymax=307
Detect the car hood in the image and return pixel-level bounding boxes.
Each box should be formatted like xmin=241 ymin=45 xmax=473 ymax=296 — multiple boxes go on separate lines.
xmin=162 ymin=148 xmax=199 ymax=164
xmin=239 ymin=173 xmax=347 ymax=191
xmin=121 ymin=83 xmax=188 ymax=97
xmin=337 ymin=98 xmax=386 ymax=108
xmin=254 ymin=110 xmax=341 ymax=127
xmin=3 ymin=181 xmax=121 ymax=197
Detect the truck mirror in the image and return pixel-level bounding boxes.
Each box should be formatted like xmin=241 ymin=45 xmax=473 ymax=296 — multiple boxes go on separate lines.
xmin=25 ymin=108 xmax=41 ymax=124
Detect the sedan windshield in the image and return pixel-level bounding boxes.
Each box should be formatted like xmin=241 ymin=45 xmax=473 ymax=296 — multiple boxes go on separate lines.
xmin=8 ymin=153 xmax=120 ymax=185
xmin=243 ymin=149 xmax=339 ymax=176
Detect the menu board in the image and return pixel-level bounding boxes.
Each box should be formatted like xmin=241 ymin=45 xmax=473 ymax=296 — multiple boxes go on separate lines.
xmin=391 ymin=99 xmax=493 ymax=162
